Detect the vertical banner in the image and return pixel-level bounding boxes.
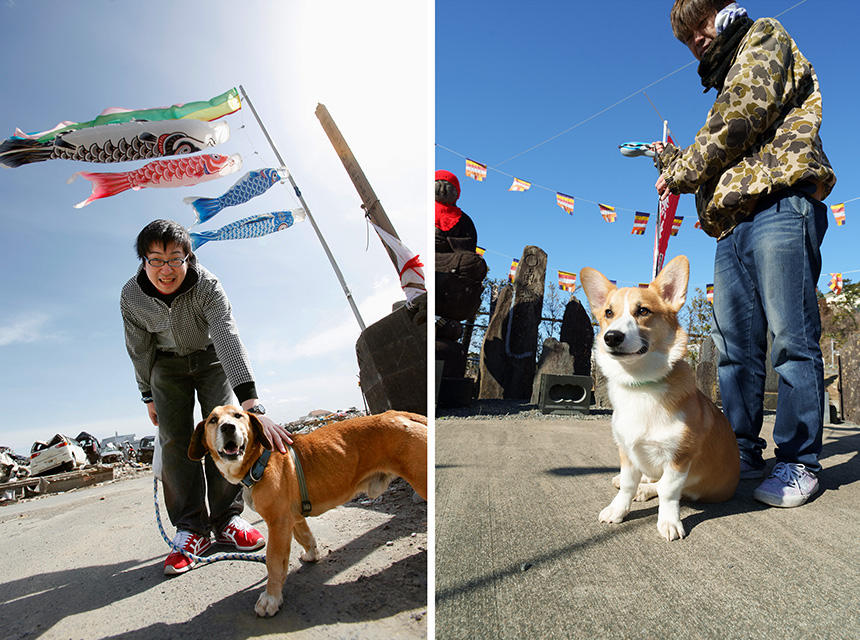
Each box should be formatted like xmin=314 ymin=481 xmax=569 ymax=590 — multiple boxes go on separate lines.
xmin=653 ymin=121 xmax=680 ymax=278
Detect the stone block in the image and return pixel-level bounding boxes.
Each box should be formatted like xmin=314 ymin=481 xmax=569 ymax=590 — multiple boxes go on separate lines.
xmin=356 ymin=293 xmax=427 ymax=415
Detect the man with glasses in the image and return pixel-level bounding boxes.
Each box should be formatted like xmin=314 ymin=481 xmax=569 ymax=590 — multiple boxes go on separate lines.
xmin=121 ymin=219 xmax=293 ymax=575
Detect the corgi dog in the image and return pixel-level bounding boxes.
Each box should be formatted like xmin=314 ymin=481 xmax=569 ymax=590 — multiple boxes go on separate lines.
xmin=579 ymin=255 xmax=739 ymax=541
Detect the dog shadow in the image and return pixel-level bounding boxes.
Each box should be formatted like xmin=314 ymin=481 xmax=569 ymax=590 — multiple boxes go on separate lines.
xmin=98 ymin=518 xmax=427 ymax=639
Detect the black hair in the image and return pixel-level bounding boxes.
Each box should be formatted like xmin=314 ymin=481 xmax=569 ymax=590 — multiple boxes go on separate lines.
xmin=135 ymin=219 xmax=196 ymax=264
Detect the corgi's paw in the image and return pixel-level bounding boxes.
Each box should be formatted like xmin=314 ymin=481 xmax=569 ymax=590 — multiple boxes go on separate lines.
xmin=657 ymin=517 xmax=686 ymax=541
xmin=255 ymin=591 xmax=283 ymax=617
xmin=634 ymin=483 xmax=659 ymax=502
xmin=599 ymin=502 xmax=629 ymax=524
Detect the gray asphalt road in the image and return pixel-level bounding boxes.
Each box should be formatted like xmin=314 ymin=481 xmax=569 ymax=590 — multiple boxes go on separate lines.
xmin=0 ymin=473 xmax=427 ymax=640
xmin=435 ymin=410 xmax=860 ymax=639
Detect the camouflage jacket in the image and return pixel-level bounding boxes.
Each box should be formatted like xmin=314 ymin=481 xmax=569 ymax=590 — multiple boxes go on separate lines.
xmin=658 ymin=18 xmax=836 ymax=239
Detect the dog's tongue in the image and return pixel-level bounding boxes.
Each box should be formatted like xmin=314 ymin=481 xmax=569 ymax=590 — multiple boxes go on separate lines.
xmin=224 ymin=443 xmax=240 ymax=455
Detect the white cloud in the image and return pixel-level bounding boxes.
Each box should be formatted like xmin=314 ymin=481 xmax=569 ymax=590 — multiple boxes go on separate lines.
xmin=0 ymin=313 xmax=53 ymax=347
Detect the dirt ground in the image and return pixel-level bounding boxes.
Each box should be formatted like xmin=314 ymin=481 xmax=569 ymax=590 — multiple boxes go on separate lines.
xmin=0 ymin=469 xmax=427 ymax=640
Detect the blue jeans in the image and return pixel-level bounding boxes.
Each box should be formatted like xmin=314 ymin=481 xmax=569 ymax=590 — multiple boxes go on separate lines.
xmin=711 ymin=190 xmax=827 ymax=474
xmin=151 ymin=345 xmax=244 ymax=535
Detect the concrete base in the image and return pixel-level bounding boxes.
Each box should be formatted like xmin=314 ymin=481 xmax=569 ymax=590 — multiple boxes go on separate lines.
xmin=356 ymin=294 xmax=427 ymax=416
xmin=537 ymin=373 xmax=592 ymax=415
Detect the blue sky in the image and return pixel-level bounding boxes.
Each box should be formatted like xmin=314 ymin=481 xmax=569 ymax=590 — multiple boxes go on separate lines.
xmin=436 ymin=0 xmax=858 ymax=301
xmin=0 ymin=0 xmax=430 ymax=455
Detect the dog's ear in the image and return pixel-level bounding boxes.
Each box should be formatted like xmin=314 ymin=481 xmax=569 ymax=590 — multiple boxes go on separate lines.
xmin=653 ymin=255 xmax=689 ymax=312
xmin=188 ymin=420 xmax=209 ymax=461
xmin=247 ymin=412 xmax=272 ymax=450
xmin=580 ymin=266 xmax=616 ymax=317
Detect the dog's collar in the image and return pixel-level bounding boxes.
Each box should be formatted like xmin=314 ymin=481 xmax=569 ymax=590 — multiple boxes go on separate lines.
xmin=240 ymin=445 xmax=312 ymax=516
xmin=241 ymin=448 xmax=271 ymax=488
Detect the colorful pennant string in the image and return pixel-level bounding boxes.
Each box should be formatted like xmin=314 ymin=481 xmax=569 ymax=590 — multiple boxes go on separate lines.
xmin=598 ymin=203 xmax=616 ymax=223
xmin=670 ymin=216 xmax=684 ymax=236
xmin=706 ymin=283 xmax=715 ymax=304
xmin=631 ymin=212 xmax=650 ymax=235
xmin=831 ymin=203 xmax=846 ymax=226
xmin=508 ymin=177 xmax=531 ymax=192
xmin=556 ymin=192 xmax=575 ymax=214
xmin=829 ymin=273 xmax=844 ymax=294
xmin=509 ymin=258 xmax=519 ymax=283
xmin=558 ymin=270 xmax=577 ymax=292
xmin=476 ymin=246 xmax=486 ymax=256
xmin=465 ymin=158 xmax=487 ymax=182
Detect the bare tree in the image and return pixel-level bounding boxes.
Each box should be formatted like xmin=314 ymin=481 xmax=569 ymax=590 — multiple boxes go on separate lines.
xmin=681 ymin=286 xmax=713 ymax=366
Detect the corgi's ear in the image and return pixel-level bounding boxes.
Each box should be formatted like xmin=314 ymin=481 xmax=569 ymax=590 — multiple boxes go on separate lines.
xmin=188 ymin=420 xmax=209 ymax=461
xmin=580 ymin=267 xmax=616 ymax=317
xmin=653 ymin=255 xmax=689 ymax=312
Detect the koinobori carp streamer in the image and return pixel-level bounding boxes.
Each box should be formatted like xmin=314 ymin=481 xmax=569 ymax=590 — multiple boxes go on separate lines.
xmin=184 ymin=167 xmax=286 ymax=225
xmin=190 ymin=209 xmax=306 ymax=250
xmin=0 ymin=119 xmax=230 ymax=168
xmin=10 ymin=88 xmax=241 ymax=143
xmin=71 ymin=153 xmax=242 ymax=208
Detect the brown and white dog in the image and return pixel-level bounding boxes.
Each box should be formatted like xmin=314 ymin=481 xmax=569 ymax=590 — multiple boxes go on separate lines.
xmin=189 ymin=406 xmax=427 ymax=617
xmin=580 ymin=255 xmax=739 ymax=541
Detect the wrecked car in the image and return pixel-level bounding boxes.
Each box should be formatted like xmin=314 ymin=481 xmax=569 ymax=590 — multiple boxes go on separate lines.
xmin=75 ymin=431 xmax=102 ymax=465
xmin=99 ymin=442 xmax=125 ymax=464
xmin=29 ymin=435 xmax=87 ymax=477
xmin=138 ymin=436 xmax=155 ymax=464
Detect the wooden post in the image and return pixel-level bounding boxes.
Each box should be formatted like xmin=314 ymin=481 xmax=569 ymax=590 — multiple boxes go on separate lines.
xmin=315 ymin=103 xmax=401 ymax=269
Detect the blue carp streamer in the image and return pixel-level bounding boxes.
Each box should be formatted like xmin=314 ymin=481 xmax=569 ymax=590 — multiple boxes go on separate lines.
xmin=190 ymin=209 xmax=306 ymax=250
xmin=184 ymin=167 xmax=285 ymax=224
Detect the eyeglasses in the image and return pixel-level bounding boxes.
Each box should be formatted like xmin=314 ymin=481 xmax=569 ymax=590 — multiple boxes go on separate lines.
xmin=145 ymin=256 xmax=188 ymax=268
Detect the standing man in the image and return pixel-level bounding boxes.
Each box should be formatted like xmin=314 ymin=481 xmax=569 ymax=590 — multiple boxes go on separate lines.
xmin=654 ymin=2 xmax=836 ymax=507
xmin=121 ymin=219 xmax=293 ymax=574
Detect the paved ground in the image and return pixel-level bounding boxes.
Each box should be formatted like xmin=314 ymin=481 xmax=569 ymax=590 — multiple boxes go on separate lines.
xmin=0 ymin=472 xmax=427 ymax=640
xmin=435 ymin=406 xmax=860 ymax=639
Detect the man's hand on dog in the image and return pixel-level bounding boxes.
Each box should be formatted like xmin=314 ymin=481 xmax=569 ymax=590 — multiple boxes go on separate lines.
xmin=240 ymin=400 xmax=294 ymax=452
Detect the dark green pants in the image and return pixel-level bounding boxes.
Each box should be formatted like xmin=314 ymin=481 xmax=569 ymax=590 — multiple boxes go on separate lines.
xmin=152 ymin=345 xmax=243 ymax=536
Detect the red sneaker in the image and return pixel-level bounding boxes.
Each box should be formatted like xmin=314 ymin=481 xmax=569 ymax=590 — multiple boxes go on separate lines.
xmin=164 ymin=530 xmax=212 ymax=576
xmin=215 ymin=515 xmax=266 ymax=551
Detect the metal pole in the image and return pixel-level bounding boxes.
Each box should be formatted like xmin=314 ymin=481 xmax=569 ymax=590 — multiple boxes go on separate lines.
xmin=238 ymin=85 xmax=366 ymax=331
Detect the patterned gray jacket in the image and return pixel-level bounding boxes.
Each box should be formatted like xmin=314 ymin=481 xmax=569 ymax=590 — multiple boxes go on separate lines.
xmin=658 ymin=18 xmax=836 ymax=239
xmin=120 ymin=263 xmax=254 ymax=398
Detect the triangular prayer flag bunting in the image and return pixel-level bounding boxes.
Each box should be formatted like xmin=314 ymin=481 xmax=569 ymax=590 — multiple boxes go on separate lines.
xmin=556 ymin=192 xmax=575 ymax=214
xmin=598 ymin=203 xmax=616 ymax=223
xmin=631 ymin=212 xmax=650 ymax=235
xmin=558 ymin=270 xmax=577 ymax=292
xmin=831 ymin=203 xmax=846 ymax=226
xmin=670 ymin=216 xmax=684 ymax=236
xmin=706 ymin=283 xmax=714 ymax=304
xmin=508 ymin=177 xmax=531 ymax=192
xmin=476 ymin=246 xmax=486 ymax=256
xmin=465 ymin=158 xmax=487 ymax=182
xmin=694 ymin=220 xmax=702 ymax=229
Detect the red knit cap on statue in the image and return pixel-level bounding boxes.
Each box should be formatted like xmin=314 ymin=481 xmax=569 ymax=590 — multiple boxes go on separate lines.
xmin=435 ymin=169 xmax=463 ymax=231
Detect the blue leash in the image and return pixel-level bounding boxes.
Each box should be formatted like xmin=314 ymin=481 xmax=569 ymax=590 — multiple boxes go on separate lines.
xmin=153 ymin=477 xmax=267 ymax=564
